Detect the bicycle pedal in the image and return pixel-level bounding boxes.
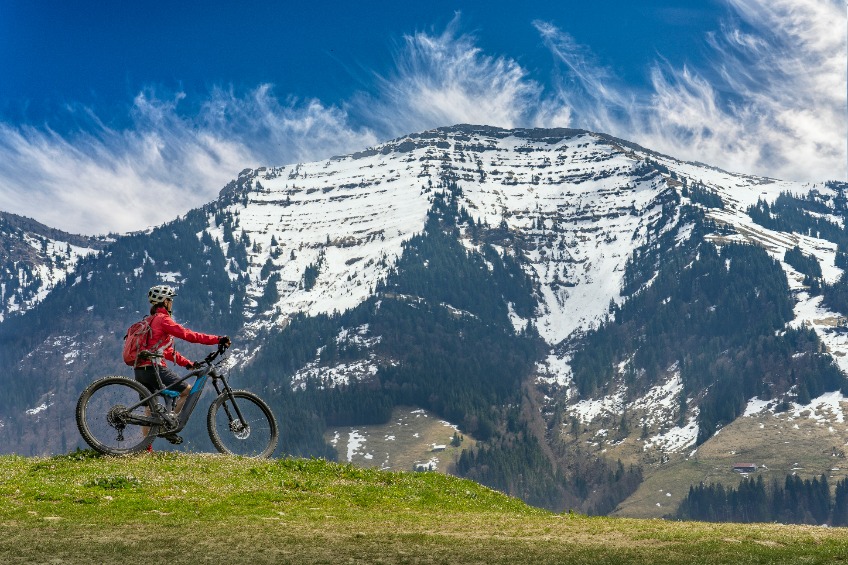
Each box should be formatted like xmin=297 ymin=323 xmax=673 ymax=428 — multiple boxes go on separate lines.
xmin=163 ymin=433 xmax=183 ymax=445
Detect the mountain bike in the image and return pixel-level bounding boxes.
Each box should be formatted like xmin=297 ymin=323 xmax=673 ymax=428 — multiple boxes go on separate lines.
xmin=76 ymin=345 xmax=278 ymax=458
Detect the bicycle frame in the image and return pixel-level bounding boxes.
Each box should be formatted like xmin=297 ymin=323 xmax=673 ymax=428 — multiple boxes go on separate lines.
xmin=121 ymin=349 xmax=246 ymax=435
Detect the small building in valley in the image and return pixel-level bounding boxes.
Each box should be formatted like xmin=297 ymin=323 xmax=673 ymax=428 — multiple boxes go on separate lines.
xmin=732 ymin=463 xmax=757 ymax=473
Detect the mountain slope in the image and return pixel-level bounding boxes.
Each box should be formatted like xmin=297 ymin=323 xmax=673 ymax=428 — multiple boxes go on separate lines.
xmin=0 ymin=125 xmax=846 ymax=516
xmin=0 ymin=211 xmax=107 ymax=322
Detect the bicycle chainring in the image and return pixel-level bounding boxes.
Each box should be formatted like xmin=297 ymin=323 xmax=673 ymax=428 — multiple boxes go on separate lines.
xmin=162 ymin=411 xmax=179 ymax=431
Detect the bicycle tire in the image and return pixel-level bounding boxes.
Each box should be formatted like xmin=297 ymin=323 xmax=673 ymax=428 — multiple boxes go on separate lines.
xmin=206 ymin=390 xmax=278 ymax=458
xmin=76 ymin=376 xmax=159 ymax=455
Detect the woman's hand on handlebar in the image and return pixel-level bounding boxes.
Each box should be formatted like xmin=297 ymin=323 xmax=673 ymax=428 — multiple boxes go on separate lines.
xmin=218 ymin=336 xmax=231 ymax=349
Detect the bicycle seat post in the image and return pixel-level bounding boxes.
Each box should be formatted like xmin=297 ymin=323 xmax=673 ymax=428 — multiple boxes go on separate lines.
xmin=143 ymin=352 xmax=174 ymax=413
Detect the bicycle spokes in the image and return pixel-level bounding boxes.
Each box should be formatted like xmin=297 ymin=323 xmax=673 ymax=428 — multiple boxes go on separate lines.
xmin=77 ymin=377 xmax=157 ymax=454
xmin=207 ymin=391 xmax=278 ymax=457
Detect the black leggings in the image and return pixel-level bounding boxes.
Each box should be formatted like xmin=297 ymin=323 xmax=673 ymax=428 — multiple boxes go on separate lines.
xmin=134 ymin=365 xmax=188 ymax=394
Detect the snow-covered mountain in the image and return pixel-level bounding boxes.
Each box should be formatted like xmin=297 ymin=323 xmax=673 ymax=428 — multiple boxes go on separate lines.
xmin=0 ymin=211 xmax=107 ymax=323
xmin=1 ymin=124 xmax=846 ymax=515
xmin=211 ymin=127 xmax=679 ymax=341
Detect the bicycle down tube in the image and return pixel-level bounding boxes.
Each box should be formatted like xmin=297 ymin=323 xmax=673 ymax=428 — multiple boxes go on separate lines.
xmin=121 ymin=364 xmax=210 ymax=431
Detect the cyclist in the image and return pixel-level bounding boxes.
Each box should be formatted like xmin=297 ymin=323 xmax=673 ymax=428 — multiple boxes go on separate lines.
xmin=134 ymin=284 xmax=231 ymax=444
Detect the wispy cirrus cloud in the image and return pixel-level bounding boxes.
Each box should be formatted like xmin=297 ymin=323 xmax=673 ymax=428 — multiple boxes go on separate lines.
xmin=352 ymin=16 xmax=570 ymax=133
xmin=0 ymin=0 xmax=844 ymax=235
xmin=0 ymin=89 xmax=377 ymax=234
xmin=538 ymin=0 xmax=847 ymax=181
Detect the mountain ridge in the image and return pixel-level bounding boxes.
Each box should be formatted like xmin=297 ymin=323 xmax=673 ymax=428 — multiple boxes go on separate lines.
xmin=0 ymin=124 xmax=846 ymax=516
xmin=0 ymin=210 xmax=110 ymax=323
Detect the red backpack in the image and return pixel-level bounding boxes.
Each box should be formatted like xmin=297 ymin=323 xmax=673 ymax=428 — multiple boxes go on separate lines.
xmin=122 ymin=315 xmax=169 ymax=366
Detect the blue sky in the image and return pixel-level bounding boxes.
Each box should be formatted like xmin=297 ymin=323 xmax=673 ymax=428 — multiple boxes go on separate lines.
xmin=0 ymin=0 xmax=845 ymax=234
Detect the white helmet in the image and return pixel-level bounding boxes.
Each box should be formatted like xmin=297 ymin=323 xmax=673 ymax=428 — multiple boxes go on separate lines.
xmin=148 ymin=284 xmax=177 ymax=304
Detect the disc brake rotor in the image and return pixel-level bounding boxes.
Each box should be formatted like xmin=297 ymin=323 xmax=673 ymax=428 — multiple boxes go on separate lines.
xmin=230 ymin=420 xmax=251 ymax=440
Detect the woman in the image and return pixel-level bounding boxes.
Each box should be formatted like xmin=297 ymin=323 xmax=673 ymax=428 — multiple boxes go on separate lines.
xmin=133 ymin=284 xmax=230 ymax=445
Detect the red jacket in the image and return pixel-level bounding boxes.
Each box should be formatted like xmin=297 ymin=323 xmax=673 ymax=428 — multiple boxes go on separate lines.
xmin=136 ymin=307 xmax=220 ymax=368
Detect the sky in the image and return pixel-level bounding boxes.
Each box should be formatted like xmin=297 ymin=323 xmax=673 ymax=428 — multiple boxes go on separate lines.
xmin=0 ymin=0 xmax=845 ymax=235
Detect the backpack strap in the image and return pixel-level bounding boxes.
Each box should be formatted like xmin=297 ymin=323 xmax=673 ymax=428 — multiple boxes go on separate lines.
xmin=133 ymin=312 xmax=173 ymax=368
xmin=138 ymin=312 xmax=175 ymax=367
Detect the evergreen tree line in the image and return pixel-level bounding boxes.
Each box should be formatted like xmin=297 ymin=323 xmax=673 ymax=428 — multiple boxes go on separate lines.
xmin=822 ymin=276 xmax=848 ymax=317
xmin=784 ymin=245 xmax=823 ymax=294
xmin=682 ymin=182 xmax=724 ymax=209
xmin=619 ymin=191 xmax=688 ymax=296
xmin=748 ymin=192 xmax=848 ymax=252
xmin=676 ymin=474 xmax=848 ymax=526
xmin=752 ymin=192 xmax=848 ymax=303
xmin=453 ymin=416 xmax=643 ymax=514
xmin=747 ymin=188 xmax=848 ymax=349
xmin=455 ymin=431 xmax=567 ymax=510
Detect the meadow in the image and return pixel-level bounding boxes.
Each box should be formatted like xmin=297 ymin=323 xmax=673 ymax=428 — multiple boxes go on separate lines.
xmin=1 ymin=451 xmax=846 ymax=564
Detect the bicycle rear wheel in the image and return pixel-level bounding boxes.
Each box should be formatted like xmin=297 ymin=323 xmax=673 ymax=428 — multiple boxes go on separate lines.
xmin=207 ymin=390 xmax=278 ymax=458
xmin=76 ymin=376 xmax=159 ymax=455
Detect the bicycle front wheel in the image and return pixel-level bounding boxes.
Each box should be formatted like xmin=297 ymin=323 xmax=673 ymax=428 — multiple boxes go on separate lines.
xmin=76 ymin=376 xmax=159 ymax=455
xmin=207 ymin=390 xmax=278 ymax=458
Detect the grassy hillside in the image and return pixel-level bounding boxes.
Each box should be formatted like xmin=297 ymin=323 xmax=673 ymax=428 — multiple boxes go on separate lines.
xmin=1 ymin=452 xmax=846 ymax=564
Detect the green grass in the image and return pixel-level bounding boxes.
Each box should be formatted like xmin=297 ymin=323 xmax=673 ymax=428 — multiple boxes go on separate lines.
xmin=1 ymin=451 xmax=847 ymax=564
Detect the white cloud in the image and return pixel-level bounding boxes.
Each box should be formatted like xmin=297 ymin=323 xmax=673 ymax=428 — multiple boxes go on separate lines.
xmin=354 ymin=16 xmax=570 ymax=133
xmin=0 ymin=0 xmax=844 ymax=235
xmin=539 ymin=0 xmax=847 ymax=182
xmin=0 ymin=89 xmax=377 ymax=234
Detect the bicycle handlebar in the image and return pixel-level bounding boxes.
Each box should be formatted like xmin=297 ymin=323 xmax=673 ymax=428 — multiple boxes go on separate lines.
xmin=202 ymin=342 xmax=230 ymax=365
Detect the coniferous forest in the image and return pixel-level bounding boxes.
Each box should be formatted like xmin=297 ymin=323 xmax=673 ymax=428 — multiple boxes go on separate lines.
xmin=234 ymin=186 xmax=643 ymax=512
xmin=676 ymin=475 xmax=848 ymax=526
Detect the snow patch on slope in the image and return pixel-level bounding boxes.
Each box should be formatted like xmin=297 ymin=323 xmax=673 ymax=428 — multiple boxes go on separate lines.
xmin=643 ymin=415 xmax=699 ymax=454
xmin=631 ymin=371 xmax=685 ymax=429
xmin=744 ymin=391 xmax=847 ymax=424
xmin=570 ymin=386 xmax=626 ymax=424
xmin=1 ymin=237 xmax=99 ymax=322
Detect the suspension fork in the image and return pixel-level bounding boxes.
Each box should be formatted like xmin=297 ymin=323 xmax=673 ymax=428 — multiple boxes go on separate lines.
xmin=212 ymin=374 xmax=248 ymax=426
